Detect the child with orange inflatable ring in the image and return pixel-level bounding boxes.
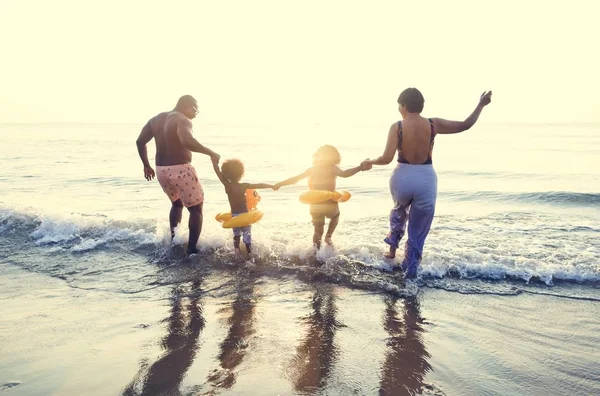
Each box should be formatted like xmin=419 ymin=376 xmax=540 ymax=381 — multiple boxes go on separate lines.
xmin=212 ymin=158 xmax=274 ymax=259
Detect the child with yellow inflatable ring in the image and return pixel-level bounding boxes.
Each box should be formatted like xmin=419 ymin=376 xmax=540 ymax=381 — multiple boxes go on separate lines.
xmin=274 ymin=145 xmax=369 ymax=249
xmin=212 ymin=158 xmax=274 ymax=260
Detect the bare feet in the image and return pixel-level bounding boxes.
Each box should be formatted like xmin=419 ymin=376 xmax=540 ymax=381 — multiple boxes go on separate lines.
xmin=234 ymin=248 xmax=243 ymax=261
xmin=324 ymin=236 xmax=333 ymax=246
xmin=185 ymin=242 xmax=198 ymax=256
xmin=384 ymin=247 xmax=396 ymax=259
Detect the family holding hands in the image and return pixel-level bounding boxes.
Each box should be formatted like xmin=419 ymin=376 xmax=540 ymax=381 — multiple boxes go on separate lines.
xmin=136 ymin=89 xmax=492 ymax=278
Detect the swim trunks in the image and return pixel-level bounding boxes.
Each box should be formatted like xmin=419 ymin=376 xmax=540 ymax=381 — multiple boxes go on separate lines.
xmin=156 ymin=164 xmax=204 ymax=207
xmin=231 ymin=212 xmax=252 ymax=245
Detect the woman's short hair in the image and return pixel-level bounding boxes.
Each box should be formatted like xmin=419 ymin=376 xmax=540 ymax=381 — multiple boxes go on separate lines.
xmin=398 ymin=88 xmax=425 ymax=113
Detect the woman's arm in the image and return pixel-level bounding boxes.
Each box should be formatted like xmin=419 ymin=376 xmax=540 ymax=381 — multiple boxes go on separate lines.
xmin=364 ymin=123 xmax=399 ymax=167
xmin=273 ymin=169 xmax=312 ymax=190
xmin=432 ymin=91 xmax=492 ymax=134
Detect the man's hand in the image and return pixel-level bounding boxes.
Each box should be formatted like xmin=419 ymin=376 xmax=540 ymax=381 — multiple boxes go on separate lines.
xmin=144 ymin=165 xmax=155 ymax=181
xmin=479 ymin=91 xmax=492 ymax=107
xmin=210 ymin=152 xmax=220 ymax=164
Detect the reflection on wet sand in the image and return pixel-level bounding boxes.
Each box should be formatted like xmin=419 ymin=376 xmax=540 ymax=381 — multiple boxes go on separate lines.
xmin=379 ymin=296 xmax=431 ymax=396
xmin=288 ymin=283 xmax=340 ymax=393
xmin=122 ymin=280 xmax=205 ymax=396
xmin=204 ymin=275 xmax=258 ymax=392
xmin=120 ymin=272 xmax=431 ymax=395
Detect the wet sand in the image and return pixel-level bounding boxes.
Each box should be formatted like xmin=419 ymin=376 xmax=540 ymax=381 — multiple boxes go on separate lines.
xmin=1 ymin=262 xmax=599 ymax=396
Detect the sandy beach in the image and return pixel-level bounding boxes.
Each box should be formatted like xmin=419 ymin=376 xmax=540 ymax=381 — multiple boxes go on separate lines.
xmin=2 ymin=257 xmax=598 ymax=396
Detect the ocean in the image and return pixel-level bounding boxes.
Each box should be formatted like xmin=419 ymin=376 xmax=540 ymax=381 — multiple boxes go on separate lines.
xmin=0 ymin=122 xmax=599 ymax=395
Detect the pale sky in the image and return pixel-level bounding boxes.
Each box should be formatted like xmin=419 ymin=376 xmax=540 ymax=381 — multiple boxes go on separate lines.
xmin=0 ymin=0 xmax=598 ymax=124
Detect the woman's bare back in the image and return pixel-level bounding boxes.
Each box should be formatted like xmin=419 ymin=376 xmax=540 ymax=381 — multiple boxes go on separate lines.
xmin=397 ymin=116 xmax=435 ymax=165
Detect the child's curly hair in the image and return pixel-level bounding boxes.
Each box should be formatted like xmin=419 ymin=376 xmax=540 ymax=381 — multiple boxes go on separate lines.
xmin=221 ymin=159 xmax=245 ymax=183
xmin=312 ymin=144 xmax=341 ymax=166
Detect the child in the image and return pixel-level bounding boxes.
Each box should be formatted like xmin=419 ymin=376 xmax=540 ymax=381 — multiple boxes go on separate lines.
xmin=212 ymin=158 xmax=274 ymax=259
xmin=274 ymin=145 xmax=367 ymax=249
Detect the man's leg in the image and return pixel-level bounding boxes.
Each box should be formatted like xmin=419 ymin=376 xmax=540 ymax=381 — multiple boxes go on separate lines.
xmin=169 ymin=199 xmax=184 ymax=240
xmin=187 ymin=203 xmax=203 ymax=254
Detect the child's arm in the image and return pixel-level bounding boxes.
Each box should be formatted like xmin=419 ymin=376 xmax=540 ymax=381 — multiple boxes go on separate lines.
xmin=334 ymin=165 xmax=363 ymax=178
xmin=274 ymin=168 xmax=312 ymax=190
xmin=211 ymin=158 xmax=230 ymax=187
xmin=246 ymin=183 xmax=274 ymax=189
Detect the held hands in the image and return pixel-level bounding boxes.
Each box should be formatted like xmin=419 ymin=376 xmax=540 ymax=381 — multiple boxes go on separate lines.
xmin=210 ymin=152 xmax=221 ymax=164
xmin=360 ymin=159 xmax=373 ymax=171
xmin=479 ymin=91 xmax=492 ymax=107
xmin=143 ymin=165 xmax=155 ymax=181
xmin=273 ymin=182 xmax=282 ymax=191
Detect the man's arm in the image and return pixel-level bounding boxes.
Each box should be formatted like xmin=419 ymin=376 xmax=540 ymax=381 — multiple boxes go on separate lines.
xmin=334 ymin=165 xmax=363 ymax=178
xmin=274 ymin=169 xmax=312 ymax=190
xmin=135 ymin=120 xmax=155 ymax=181
xmin=211 ymin=158 xmax=230 ymax=187
xmin=432 ymin=91 xmax=492 ymax=134
xmin=176 ymin=116 xmax=220 ymax=161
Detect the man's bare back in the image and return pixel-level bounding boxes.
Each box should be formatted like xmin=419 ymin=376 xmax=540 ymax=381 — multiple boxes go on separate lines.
xmin=162 ymin=112 xmax=194 ymax=166
xmin=143 ymin=112 xmax=170 ymax=166
xmin=143 ymin=111 xmax=193 ymax=167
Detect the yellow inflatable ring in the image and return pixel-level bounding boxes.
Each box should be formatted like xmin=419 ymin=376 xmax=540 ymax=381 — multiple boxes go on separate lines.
xmin=221 ymin=210 xmax=264 ymax=229
xmin=299 ymin=190 xmax=333 ymax=204
xmin=215 ymin=212 xmax=233 ymax=222
xmin=333 ymin=190 xmax=351 ymax=202
xmin=299 ymin=190 xmax=351 ymax=204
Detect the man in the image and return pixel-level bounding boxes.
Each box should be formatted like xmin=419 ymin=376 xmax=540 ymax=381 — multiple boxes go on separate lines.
xmin=136 ymin=95 xmax=220 ymax=254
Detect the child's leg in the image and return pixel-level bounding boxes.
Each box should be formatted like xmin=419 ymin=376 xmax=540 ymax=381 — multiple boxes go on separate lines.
xmin=233 ymin=228 xmax=242 ymax=257
xmin=242 ymin=226 xmax=252 ymax=254
xmin=313 ymin=223 xmax=325 ymax=249
xmin=311 ymin=210 xmax=325 ymax=249
xmin=324 ymin=212 xmax=340 ymax=245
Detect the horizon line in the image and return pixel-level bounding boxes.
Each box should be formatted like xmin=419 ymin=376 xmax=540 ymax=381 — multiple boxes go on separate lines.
xmin=1 ymin=121 xmax=599 ymax=126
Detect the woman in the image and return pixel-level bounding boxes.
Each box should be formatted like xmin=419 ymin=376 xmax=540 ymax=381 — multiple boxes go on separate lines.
xmin=362 ymin=88 xmax=492 ymax=278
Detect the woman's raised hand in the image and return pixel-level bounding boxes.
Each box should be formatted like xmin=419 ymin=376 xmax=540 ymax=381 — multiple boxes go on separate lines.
xmin=479 ymin=91 xmax=492 ymax=107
